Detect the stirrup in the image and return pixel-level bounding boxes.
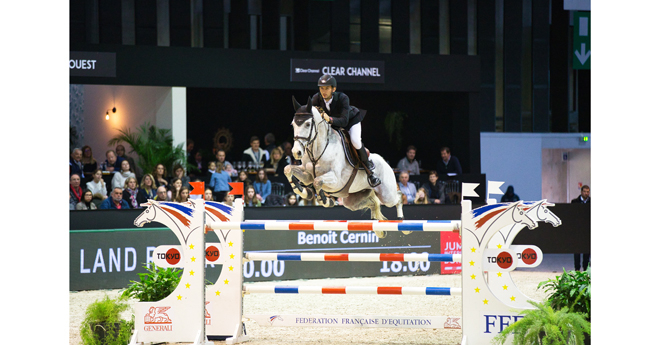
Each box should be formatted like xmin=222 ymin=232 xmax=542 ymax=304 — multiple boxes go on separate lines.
xmin=368 ymin=175 xmax=381 ymax=187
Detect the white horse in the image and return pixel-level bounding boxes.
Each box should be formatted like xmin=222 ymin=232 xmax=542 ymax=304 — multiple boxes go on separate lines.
xmin=284 ymin=97 xmax=404 ymax=238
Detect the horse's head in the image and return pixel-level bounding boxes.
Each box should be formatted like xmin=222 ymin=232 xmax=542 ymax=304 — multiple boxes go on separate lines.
xmin=291 ymin=95 xmax=318 ymax=160
xmin=536 ymin=200 xmax=561 ymax=227
xmin=511 ymin=201 xmax=538 ymax=229
xmin=135 ymin=200 xmax=158 ymax=227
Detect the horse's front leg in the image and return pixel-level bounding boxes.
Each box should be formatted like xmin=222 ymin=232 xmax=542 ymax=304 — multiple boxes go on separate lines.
xmin=313 ymin=171 xmax=341 ymax=208
xmin=284 ymin=164 xmax=315 ymax=200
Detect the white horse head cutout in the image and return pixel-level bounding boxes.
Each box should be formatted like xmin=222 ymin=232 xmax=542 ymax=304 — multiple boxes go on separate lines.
xmin=135 ymin=200 xmax=199 ymax=245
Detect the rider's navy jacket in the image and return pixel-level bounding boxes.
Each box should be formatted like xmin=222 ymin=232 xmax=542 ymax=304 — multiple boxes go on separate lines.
xmin=311 ymin=91 xmax=365 ymax=130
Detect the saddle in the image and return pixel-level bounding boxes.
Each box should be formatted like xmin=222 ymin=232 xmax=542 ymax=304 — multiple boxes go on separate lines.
xmin=336 ymin=128 xmax=367 ymax=170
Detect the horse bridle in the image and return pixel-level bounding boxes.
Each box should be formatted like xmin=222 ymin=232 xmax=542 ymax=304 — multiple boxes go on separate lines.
xmin=293 ymin=107 xmax=332 ymax=177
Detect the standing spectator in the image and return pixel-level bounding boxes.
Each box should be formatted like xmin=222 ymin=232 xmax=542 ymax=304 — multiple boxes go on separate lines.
xmin=501 ymin=185 xmax=520 ymax=202
xmin=215 ymin=149 xmax=230 ymax=170
xmin=397 ymin=171 xmax=417 ymax=205
xmin=155 ymin=186 xmax=169 ymax=201
xmin=70 ymin=148 xmax=84 ymax=178
xmin=414 ymin=188 xmax=430 ymax=204
xmin=265 ymin=147 xmax=286 ymax=176
xmin=139 ymin=174 xmax=158 ymax=200
xmin=81 ymin=145 xmax=98 ymax=176
xmin=99 ymin=187 xmax=131 ymax=209
xmin=69 ymin=174 xmax=84 ymax=209
xmin=422 ymin=171 xmax=446 ymax=204
xmin=396 ymin=145 xmax=420 ymax=175
xmin=209 ymin=164 xmax=232 ymax=202
xmin=115 ymin=145 xmax=136 ymax=175
xmin=571 ymin=185 xmax=590 ymax=271
xmin=204 ymin=188 xmax=214 ymax=201
xmin=190 ymin=151 xmax=205 ymax=177
xmin=86 ymin=168 xmax=108 ymax=205
xmin=263 ymin=133 xmax=276 ymax=161
xmin=172 ymin=163 xmax=191 ymax=189
xmin=186 ymin=138 xmax=195 ymax=162
xmin=168 ymin=178 xmax=184 ymax=202
xmin=245 ymin=186 xmax=261 ymax=207
xmin=224 ymin=162 xmax=237 ymax=177
xmin=153 ymin=163 xmax=169 ymax=188
xmin=100 ymin=150 xmax=121 ymax=173
xmin=76 ymin=190 xmax=97 ymax=210
xmin=436 ymin=147 xmax=462 ymax=175
xmin=242 ymin=136 xmax=267 ymax=167
xmin=122 ymin=177 xmax=146 ymax=209
xmin=284 ymin=193 xmax=298 ymax=207
xmin=112 ymin=160 xmax=136 ymax=190
xmin=281 ymin=141 xmax=300 ymax=165
xmin=177 ymin=186 xmax=191 ymax=202
xmin=207 ymin=161 xmax=217 ymax=177
xmin=253 ymin=168 xmax=271 ymax=203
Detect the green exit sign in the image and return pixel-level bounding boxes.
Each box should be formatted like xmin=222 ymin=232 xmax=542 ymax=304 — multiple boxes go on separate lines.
xmin=573 ymin=12 xmax=591 ymax=69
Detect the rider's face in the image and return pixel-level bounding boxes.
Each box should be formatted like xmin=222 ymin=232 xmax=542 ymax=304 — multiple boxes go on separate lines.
xmin=319 ymin=86 xmax=335 ymax=100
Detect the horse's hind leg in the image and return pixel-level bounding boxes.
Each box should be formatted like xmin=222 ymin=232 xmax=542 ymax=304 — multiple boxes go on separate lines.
xmin=343 ymin=190 xmax=387 ymax=239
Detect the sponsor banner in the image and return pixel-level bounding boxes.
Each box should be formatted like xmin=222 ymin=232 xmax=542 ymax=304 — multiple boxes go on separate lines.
xmin=291 ymin=59 xmax=384 ymax=83
xmin=69 ymin=51 xmax=116 ymax=77
xmin=482 ymin=249 xmax=518 ymax=272
xmin=481 ymin=313 xmax=525 ymax=335
xmin=247 ymin=314 xmax=461 ymax=329
xmin=509 ymin=245 xmax=543 ymax=268
xmin=440 ymin=231 xmax=461 ymax=274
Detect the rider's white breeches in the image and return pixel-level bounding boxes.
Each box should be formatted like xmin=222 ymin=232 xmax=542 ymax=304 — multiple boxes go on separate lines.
xmin=349 ymin=123 xmax=363 ymax=149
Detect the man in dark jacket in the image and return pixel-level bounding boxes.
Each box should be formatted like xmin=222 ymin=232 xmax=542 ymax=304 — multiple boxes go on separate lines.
xmin=99 ymin=187 xmax=131 ymax=209
xmin=571 ymin=185 xmax=590 ymax=271
xmin=311 ymin=74 xmax=381 ymax=187
xmin=436 ymin=147 xmax=462 ymax=176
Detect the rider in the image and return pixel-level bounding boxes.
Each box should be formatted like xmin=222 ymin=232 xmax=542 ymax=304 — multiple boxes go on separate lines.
xmin=311 ymin=74 xmax=381 ymax=187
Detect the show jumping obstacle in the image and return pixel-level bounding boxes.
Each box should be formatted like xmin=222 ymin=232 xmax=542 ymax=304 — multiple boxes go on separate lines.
xmin=128 ymin=182 xmax=561 ymax=345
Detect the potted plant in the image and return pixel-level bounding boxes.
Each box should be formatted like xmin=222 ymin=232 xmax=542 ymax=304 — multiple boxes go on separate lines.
xmin=108 ymin=122 xmax=191 ymax=177
xmin=538 ymin=266 xmax=591 ymax=318
xmin=79 ymin=295 xmax=134 ymax=345
xmin=122 ymin=262 xmax=182 ymax=302
xmin=491 ymin=300 xmax=591 ymax=345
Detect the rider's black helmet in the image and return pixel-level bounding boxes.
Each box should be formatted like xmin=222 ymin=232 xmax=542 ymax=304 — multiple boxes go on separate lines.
xmin=318 ymin=74 xmax=337 ymax=88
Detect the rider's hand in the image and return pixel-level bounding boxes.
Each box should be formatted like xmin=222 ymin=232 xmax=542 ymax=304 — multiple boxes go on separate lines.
xmin=322 ymin=113 xmax=332 ymax=123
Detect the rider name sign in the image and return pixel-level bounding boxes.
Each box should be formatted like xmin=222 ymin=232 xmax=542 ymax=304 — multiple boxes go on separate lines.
xmin=291 ymin=59 xmax=385 ymax=84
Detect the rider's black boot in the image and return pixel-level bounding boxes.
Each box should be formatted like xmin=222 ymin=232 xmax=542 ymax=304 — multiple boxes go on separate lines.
xmin=358 ymin=146 xmax=381 ymax=187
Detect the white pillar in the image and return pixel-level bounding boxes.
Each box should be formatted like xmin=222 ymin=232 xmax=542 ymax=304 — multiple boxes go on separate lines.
xmin=156 ymin=87 xmax=187 ymax=151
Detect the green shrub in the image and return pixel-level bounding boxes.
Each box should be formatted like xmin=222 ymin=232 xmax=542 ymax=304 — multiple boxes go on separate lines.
xmin=121 ymin=262 xmax=182 ymax=302
xmin=80 ymin=295 xmax=134 ymax=345
xmin=491 ymin=300 xmax=590 ymax=345
xmin=538 ymin=266 xmax=591 ymax=317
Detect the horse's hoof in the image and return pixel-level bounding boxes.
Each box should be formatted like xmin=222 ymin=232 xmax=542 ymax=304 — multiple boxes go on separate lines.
xmin=374 ymin=230 xmax=387 ymax=239
xmin=401 ymin=231 xmax=412 ymax=235
xmin=396 ymin=217 xmax=404 ymax=220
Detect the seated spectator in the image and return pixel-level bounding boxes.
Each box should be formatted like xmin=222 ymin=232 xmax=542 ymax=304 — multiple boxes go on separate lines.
xmin=245 ymin=186 xmax=261 ymax=207
xmin=234 ymin=170 xmax=252 ymax=187
xmin=436 ymin=147 xmax=462 ymax=176
xmin=99 ymin=150 xmax=121 ymax=173
xmin=69 ymin=174 xmax=84 ymax=209
xmin=153 ymin=163 xmax=169 ymax=188
xmin=115 ymin=144 xmax=136 ymax=175
xmin=76 ymin=190 xmax=97 ymax=210
xmin=396 ymin=145 xmax=420 ymax=175
xmin=265 ymin=147 xmax=286 ymax=177
xmin=253 ymin=168 xmax=271 ymax=203
xmin=264 ymin=133 xmax=276 ymax=160
xmin=222 ymin=193 xmax=235 ymax=206
xmin=215 ymin=149 xmax=230 ymax=170
xmin=177 ymin=186 xmax=191 ymax=202
xmin=224 ymin=162 xmax=237 ymax=177
xmin=397 ymin=171 xmax=417 ymax=205
xmin=81 ymin=145 xmax=98 ymax=176
xmin=139 ymin=174 xmax=158 ymax=200
xmin=285 ymin=193 xmax=298 ymax=207
xmin=172 ymin=163 xmax=191 ymax=189
xmin=99 ymin=187 xmax=131 ymax=209
xmin=242 ymin=136 xmax=267 ymax=167
xmin=155 ymin=186 xmax=169 ymax=201
xmin=70 ymin=148 xmax=84 ymax=178
xmin=86 ymin=168 xmax=108 ymax=203
xmin=112 ymin=160 xmax=136 ymax=190
xmin=281 ymin=141 xmax=299 ymax=165
xmin=168 ymin=178 xmax=184 ymax=202
xmin=209 ymin=164 xmax=232 ymax=202
xmin=122 ymin=177 xmax=147 ymax=209
xmin=501 ymin=185 xmax=520 ymax=202
xmin=414 ymin=188 xmax=430 ymax=205
xmin=422 ymin=171 xmax=446 ymax=205
xmin=204 ymin=188 xmax=214 ymax=201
